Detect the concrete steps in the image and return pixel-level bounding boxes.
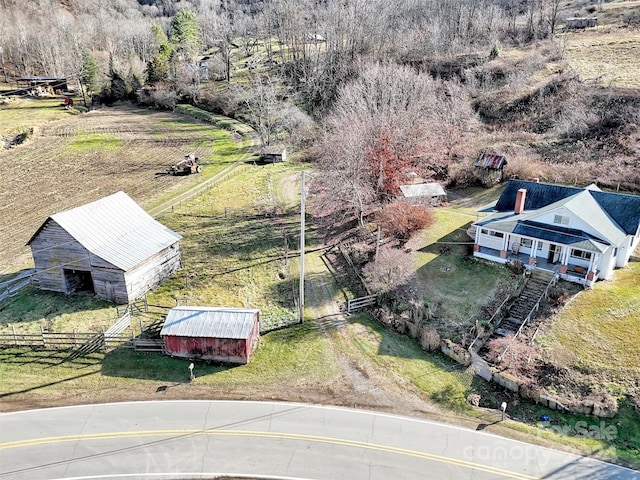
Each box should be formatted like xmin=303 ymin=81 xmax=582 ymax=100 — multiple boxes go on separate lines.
xmin=494 ymin=269 xmax=555 ymax=337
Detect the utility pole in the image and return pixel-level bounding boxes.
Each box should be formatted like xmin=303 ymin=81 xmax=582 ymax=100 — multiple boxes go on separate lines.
xmin=299 ymin=171 xmax=305 ymax=323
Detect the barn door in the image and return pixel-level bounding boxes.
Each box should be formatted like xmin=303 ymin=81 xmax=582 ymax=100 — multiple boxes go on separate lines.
xmin=105 ymin=281 xmax=115 ymax=302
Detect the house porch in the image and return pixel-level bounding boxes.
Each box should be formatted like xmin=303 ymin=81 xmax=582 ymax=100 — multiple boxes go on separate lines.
xmin=474 ymin=246 xmax=596 ymax=287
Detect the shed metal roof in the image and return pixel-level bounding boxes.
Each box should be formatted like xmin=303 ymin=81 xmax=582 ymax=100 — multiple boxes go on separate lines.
xmin=27 ymin=191 xmax=182 ymax=271
xmin=399 ymin=183 xmax=446 ymax=198
xmin=474 ymin=153 xmax=507 ymax=169
xmin=160 ymin=306 xmax=260 ymax=339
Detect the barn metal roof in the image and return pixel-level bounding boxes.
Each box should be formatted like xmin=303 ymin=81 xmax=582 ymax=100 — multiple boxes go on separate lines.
xmin=399 ymin=183 xmax=446 ymax=198
xmin=160 ymin=306 xmax=260 ymax=339
xmin=474 ymin=153 xmax=507 ymax=169
xmin=27 ymin=191 xmax=182 ymax=271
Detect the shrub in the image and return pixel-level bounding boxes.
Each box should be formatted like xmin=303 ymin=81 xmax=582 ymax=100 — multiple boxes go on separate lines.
xmin=506 ymin=259 xmax=525 ymax=275
xmin=362 ymin=247 xmax=416 ymax=294
xmin=487 ymin=336 xmax=539 ymax=384
xmin=419 ymin=326 xmax=441 ymax=352
xmin=376 ymin=200 xmax=434 ymax=241
xmin=467 ymin=393 xmax=481 ymax=407
xmin=548 ymin=287 xmax=570 ymax=305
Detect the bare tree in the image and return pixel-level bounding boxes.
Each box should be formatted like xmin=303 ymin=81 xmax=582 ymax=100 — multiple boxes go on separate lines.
xmin=315 ymin=61 xmax=478 ymax=222
xmin=362 ymin=246 xmax=415 ymax=294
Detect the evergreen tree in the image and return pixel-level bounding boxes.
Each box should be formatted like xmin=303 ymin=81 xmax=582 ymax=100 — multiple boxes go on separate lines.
xmin=146 ymin=24 xmax=173 ymax=84
xmin=103 ymin=54 xmax=128 ymax=102
xmin=169 ymin=8 xmax=202 ymax=64
xmin=81 ymin=50 xmax=99 ymax=94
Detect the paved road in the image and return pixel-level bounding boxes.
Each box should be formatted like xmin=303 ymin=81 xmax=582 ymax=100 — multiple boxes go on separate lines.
xmin=1 ymin=401 xmax=638 ymax=480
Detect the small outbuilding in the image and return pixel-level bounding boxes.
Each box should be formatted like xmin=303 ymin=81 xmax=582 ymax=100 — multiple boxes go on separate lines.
xmin=474 ymin=152 xmax=507 ymax=186
xmin=27 ymin=191 xmax=182 ymax=304
xmin=565 ymin=17 xmax=598 ymax=29
xmin=399 ymin=183 xmax=447 ymax=205
xmin=17 ymin=77 xmax=68 ymax=92
xmin=259 ymin=146 xmax=286 ymax=163
xmin=161 ymin=306 xmax=261 ymax=364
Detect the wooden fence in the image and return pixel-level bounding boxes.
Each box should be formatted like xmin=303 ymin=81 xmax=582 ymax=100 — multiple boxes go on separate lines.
xmin=347 ymin=294 xmax=377 ymax=313
xmin=261 ymin=313 xmax=299 ymax=334
xmin=0 ymin=271 xmax=34 ymax=303
xmin=0 ymin=310 xmax=134 ymax=354
xmin=116 ymin=297 xmax=149 ymax=317
xmin=0 ymin=330 xmax=132 ymax=351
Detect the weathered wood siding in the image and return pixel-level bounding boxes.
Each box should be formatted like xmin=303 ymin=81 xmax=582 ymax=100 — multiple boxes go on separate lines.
xmin=29 ymin=219 xmax=180 ymax=304
xmin=124 ymin=245 xmax=181 ymax=301
xmin=29 ymin=220 xmax=97 ymax=293
xmin=164 ymin=336 xmax=250 ymax=364
xmin=92 ymin=268 xmax=128 ymax=304
xmin=164 ymin=311 xmax=259 ymax=365
xmin=245 ymin=315 xmax=260 ymax=362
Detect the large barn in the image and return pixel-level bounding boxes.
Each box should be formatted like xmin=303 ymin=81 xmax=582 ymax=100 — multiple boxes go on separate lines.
xmin=161 ymin=306 xmax=261 ymax=364
xmin=27 ymin=191 xmax=182 ymax=304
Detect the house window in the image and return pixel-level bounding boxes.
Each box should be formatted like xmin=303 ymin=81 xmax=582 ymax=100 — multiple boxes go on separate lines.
xmin=480 ymin=229 xmax=503 ymax=238
xmin=521 ymin=239 xmax=533 ymax=248
xmin=570 ymin=249 xmax=592 ymax=260
xmin=554 ymin=215 xmax=570 ymax=225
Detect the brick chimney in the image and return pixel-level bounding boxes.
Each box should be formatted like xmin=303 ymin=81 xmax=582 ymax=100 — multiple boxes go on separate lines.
xmin=514 ymin=188 xmax=526 ymax=214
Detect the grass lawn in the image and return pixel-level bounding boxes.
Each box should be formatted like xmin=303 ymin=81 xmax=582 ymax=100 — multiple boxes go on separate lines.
xmin=411 ymin=202 xmax=513 ymax=339
xmin=149 ymin=162 xmax=302 ymax=319
xmin=562 ymin=30 xmax=640 ymax=89
xmin=0 ymin=97 xmax=79 ymax=137
xmin=537 ymin=258 xmax=640 ymax=387
xmin=346 ymin=314 xmax=476 ymax=413
xmin=0 ymin=289 xmax=118 ymax=334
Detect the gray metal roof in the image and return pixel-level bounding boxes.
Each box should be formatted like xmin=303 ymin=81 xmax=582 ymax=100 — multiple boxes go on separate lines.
xmin=160 ymin=306 xmax=260 ymax=339
xmin=400 ymin=183 xmax=446 ymax=198
xmin=28 ymin=191 xmax=182 ymax=270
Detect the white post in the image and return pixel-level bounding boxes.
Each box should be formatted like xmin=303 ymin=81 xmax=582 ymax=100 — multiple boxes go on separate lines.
xmin=189 ymin=362 xmax=195 ymax=381
xmin=299 ymin=171 xmax=305 ymax=323
xmin=500 ymin=401 xmax=507 ymax=421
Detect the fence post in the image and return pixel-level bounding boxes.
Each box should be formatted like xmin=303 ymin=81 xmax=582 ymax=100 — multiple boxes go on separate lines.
xmin=73 ymin=329 xmax=77 ymax=347
xmin=12 ymin=325 xmax=17 ymax=346
xmin=41 ymin=326 xmax=46 ymax=348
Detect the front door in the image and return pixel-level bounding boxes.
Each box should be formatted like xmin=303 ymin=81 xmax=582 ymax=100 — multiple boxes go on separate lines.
xmin=547 ymin=244 xmax=560 ymax=263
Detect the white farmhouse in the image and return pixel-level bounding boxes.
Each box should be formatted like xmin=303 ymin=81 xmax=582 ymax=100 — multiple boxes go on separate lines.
xmin=472 ymin=180 xmax=640 ymax=287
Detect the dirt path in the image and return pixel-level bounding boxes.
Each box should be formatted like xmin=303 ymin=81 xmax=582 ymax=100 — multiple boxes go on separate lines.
xmin=303 ymin=246 xmax=443 ymax=417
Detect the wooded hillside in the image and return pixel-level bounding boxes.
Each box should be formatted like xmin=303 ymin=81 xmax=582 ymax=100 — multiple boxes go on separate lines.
xmin=1 ymin=0 xmax=639 ymax=222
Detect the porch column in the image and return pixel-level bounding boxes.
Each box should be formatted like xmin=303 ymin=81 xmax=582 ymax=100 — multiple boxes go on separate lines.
xmin=502 ymin=234 xmax=510 ymax=251
xmin=588 ymin=253 xmax=597 ymax=274
xmin=559 ymin=247 xmax=569 ymax=273
xmin=529 ymin=240 xmax=538 ymax=265
xmin=499 ymin=233 xmax=509 ymax=258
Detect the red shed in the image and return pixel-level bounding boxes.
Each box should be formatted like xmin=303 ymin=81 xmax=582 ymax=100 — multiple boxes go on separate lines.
xmin=160 ymin=306 xmax=260 ymax=364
